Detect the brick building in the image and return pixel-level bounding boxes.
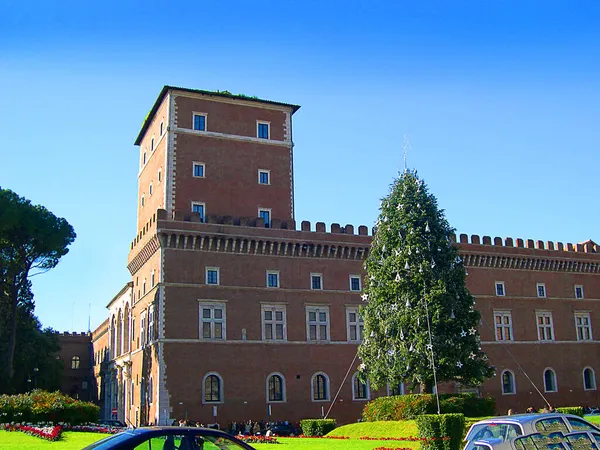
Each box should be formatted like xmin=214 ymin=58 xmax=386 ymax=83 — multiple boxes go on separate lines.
xmin=90 ymin=86 xmax=600 ymax=426
xmin=56 ymin=332 xmax=94 ymax=402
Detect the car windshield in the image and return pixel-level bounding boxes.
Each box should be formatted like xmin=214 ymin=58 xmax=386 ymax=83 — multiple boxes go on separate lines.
xmin=84 ymin=431 xmax=250 ymax=450
xmin=466 ymin=422 xmax=523 ymax=443
xmin=81 ymin=431 xmax=137 ymax=449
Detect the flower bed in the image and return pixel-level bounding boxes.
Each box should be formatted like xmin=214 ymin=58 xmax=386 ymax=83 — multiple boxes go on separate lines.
xmin=237 ymin=435 xmax=279 ymax=444
xmin=0 ymin=423 xmax=62 ymax=441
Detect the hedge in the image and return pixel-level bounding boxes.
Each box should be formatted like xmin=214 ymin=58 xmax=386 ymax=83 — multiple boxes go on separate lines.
xmin=0 ymin=390 xmax=99 ymax=425
xmin=416 ymin=413 xmax=465 ymax=450
xmin=299 ymin=419 xmax=336 ymax=436
xmin=555 ymin=406 xmax=584 ymax=418
xmin=362 ymin=393 xmax=495 ymax=421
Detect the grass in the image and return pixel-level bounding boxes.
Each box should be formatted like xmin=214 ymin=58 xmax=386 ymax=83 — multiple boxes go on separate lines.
xmin=585 ymin=415 xmax=600 ymax=425
xmin=327 ymin=420 xmax=418 ymax=439
xmin=254 ymin=437 xmax=421 ymax=450
xmin=0 ymin=431 xmax=104 ymax=449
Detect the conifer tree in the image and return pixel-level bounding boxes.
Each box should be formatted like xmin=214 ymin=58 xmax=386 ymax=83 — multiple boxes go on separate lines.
xmin=357 ymin=171 xmax=493 ymax=394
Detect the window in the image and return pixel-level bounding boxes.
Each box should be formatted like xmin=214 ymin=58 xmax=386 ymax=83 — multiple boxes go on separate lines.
xmin=148 ymin=306 xmax=154 ymax=342
xmin=142 ymin=152 xmax=147 ymax=165
xmin=311 ymin=372 xmax=330 ymax=401
xmin=141 ymin=195 xmax=145 ymax=207
xmin=495 ymin=282 xmax=505 ymax=296
xmin=140 ymin=314 xmax=146 ymax=346
xmin=352 ymin=373 xmax=369 ymax=400
xmin=387 ymin=383 xmax=405 ymax=396
xmin=199 ymin=302 xmax=226 ymax=340
xmin=149 ymin=183 xmax=153 ymax=196
xmin=544 ymin=368 xmax=557 ymax=392
xmin=71 ymin=356 xmax=80 ymax=369
xmin=202 ymin=373 xmax=223 ymax=403
xmin=350 ymin=275 xmax=362 ymax=292
xmin=258 ymin=170 xmax=270 ymax=185
xmin=130 ymin=381 xmax=135 ymax=406
xmin=266 ymin=270 xmax=279 ymax=288
xmin=192 ymin=202 xmax=205 ymax=222
xmin=262 ymin=305 xmax=286 ymax=340
xmin=193 ymin=162 xmax=205 ymax=178
xmin=267 ymin=373 xmax=285 ymax=402
xmin=307 ymin=306 xmax=329 ymax=341
xmin=257 ymin=121 xmax=270 ymax=139
xmin=311 ymin=273 xmax=323 ymax=290
xmin=537 ymin=283 xmax=546 ymax=298
xmin=142 ymin=279 xmax=146 ymax=296
xmin=158 ymin=169 xmax=162 ymax=182
xmin=205 ymin=267 xmax=220 ymax=285
xmin=501 ymin=370 xmax=515 ymax=394
xmin=193 ymin=113 xmax=206 ymax=131
xmin=148 ymin=376 xmax=153 ymax=404
xmin=536 ymin=312 xmax=554 ymax=341
xmin=346 ymin=307 xmax=364 ymax=342
xmin=151 ymin=270 xmax=155 ymax=288
xmin=151 ymin=136 xmax=154 ymax=151
xmin=575 ymin=285 xmax=584 ymax=299
xmin=575 ymin=312 xmax=592 ymax=341
xmin=259 ymin=208 xmax=271 ymax=228
xmin=160 ymin=121 xmax=164 ymax=136
xmin=494 ymin=311 xmax=514 ymax=341
xmin=583 ymin=367 xmax=597 ymax=391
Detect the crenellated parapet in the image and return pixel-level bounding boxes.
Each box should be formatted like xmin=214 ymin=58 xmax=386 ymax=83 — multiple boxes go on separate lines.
xmin=451 ymin=233 xmax=599 ymax=254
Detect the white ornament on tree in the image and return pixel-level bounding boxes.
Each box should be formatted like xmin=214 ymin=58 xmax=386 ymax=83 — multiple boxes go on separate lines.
xmin=456 ymin=361 xmax=463 ymax=368
xmin=395 ymin=273 xmax=401 ymax=282
xmin=469 ymin=352 xmax=476 ymax=360
xmin=361 ymin=293 xmax=369 ymax=302
xmin=469 ymin=327 xmax=477 ymax=335
xmin=460 ymin=329 xmax=467 ymax=337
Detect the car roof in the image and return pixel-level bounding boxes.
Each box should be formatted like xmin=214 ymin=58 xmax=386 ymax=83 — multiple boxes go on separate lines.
xmin=472 ymin=413 xmax=581 ymax=425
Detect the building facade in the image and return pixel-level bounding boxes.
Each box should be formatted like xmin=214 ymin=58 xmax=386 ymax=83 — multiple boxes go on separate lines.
xmin=90 ymin=86 xmax=600 ymax=426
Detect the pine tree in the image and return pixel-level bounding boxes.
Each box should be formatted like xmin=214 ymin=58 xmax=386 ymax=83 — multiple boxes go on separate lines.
xmin=357 ymin=171 xmax=494 ymax=394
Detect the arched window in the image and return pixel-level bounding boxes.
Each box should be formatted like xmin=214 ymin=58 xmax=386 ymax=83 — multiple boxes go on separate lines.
xmin=267 ymin=373 xmax=285 ymax=402
xmin=501 ymin=370 xmax=515 ymax=394
xmin=311 ymin=372 xmax=330 ymax=402
xmin=71 ymin=356 xmax=80 ymax=369
xmin=583 ymin=367 xmax=597 ymax=391
xmin=203 ymin=373 xmax=223 ymax=403
xmin=352 ymin=373 xmax=369 ymax=400
xmin=544 ymin=368 xmax=557 ymax=392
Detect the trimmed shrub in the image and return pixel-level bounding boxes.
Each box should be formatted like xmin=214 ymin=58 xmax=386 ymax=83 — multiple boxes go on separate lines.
xmin=556 ymin=406 xmax=585 ymax=418
xmin=416 ymin=413 xmax=465 ymax=450
xmin=0 ymin=390 xmax=99 ymax=425
xmin=300 ymin=419 xmax=336 ymax=436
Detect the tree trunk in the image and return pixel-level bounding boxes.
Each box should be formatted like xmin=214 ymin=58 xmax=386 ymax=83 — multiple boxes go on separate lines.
xmin=6 ymin=274 xmax=18 ymax=381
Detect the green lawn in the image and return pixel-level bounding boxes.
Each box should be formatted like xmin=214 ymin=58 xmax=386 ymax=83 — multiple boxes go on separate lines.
xmin=0 ymin=431 xmax=103 ymax=449
xmin=327 ymin=420 xmax=418 ymax=439
xmin=585 ymin=415 xmax=600 ymax=425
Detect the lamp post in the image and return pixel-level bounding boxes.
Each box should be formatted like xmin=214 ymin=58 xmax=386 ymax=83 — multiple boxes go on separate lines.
xmin=33 ymin=367 xmax=39 ymax=390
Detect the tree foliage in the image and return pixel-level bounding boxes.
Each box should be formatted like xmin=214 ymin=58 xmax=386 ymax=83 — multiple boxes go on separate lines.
xmin=358 ymin=171 xmax=493 ymax=392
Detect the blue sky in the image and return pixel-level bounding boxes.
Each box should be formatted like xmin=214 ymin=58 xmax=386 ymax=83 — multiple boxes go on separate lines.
xmin=1 ymin=1 xmax=599 ymax=332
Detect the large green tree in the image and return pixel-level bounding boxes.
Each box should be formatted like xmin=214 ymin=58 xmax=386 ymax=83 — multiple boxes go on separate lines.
xmin=358 ymin=171 xmax=493 ymax=394
xmin=0 ymin=188 xmax=76 ymax=384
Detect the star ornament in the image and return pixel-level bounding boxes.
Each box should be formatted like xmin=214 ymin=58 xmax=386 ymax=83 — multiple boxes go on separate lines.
xmin=469 ymin=327 xmax=477 ymax=335
xmin=456 ymin=361 xmax=463 ymax=368
xmin=469 ymin=352 xmax=476 ymax=360
xmin=460 ymin=330 xmax=467 ymax=337
xmin=359 ymin=363 xmax=366 ymax=371
xmin=426 ymin=344 xmax=433 ymax=351
xmin=361 ymin=293 xmax=369 ymax=302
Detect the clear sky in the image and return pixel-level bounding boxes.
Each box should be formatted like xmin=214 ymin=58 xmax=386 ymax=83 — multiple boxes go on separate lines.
xmin=1 ymin=1 xmax=599 ymax=333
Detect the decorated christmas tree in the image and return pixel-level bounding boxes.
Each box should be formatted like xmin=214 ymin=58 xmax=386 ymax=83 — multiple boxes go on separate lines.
xmin=357 ymin=170 xmax=493 ymax=395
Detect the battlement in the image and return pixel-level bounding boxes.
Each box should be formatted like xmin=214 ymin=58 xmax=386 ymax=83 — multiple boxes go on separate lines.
xmin=56 ymin=331 xmax=91 ymax=337
xmin=452 ymin=233 xmax=599 ymax=254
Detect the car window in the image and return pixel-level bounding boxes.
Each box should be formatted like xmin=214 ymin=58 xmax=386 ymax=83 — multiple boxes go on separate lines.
xmin=565 ymin=432 xmax=599 ymax=449
xmin=514 ymin=433 xmax=570 ymax=450
xmin=468 ymin=423 xmax=523 ymax=442
xmin=568 ymin=418 xmax=598 ymax=432
xmin=534 ymin=417 xmax=569 ymax=433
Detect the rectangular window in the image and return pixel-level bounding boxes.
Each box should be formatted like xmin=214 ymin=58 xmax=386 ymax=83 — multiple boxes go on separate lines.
xmin=151 ymin=137 xmax=155 ymax=151
xmin=193 ymin=162 xmax=205 ymax=178
xmin=537 ymin=283 xmax=546 ymax=298
xmin=257 ymin=121 xmax=270 ymax=139
xmin=494 ymin=311 xmax=514 ymax=341
xmin=311 ymin=273 xmax=323 ymax=290
xmin=306 ymin=306 xmax=330 ymax=341
xmin=536 ymin=312 xmax=554 ymax=341
xmin=160 ymin=121 xmax=164 ymax=136
xmin=350 ymin=275 xmax=362 ymax=292
xmin=266 ymin=271 xmax=280 ymax=288
xmin=259 ymin=208 xmax=271 ymax=228
xmin=205 ymin=267 xmax=220 ymax=285
xmin=495 ymin=282 xmax=505 ymax=296
xmin=575 ymin=285 xmax=584 ymax=299
xmin=575 ymin=312 xmax=593 ymax=341
xmin=262 ymin=305 xmax=286 ymax=340
xmin=148 ymin=307 xmax=154 ymax=342
xmin=140 ymin=315 xmax=146 ymax=347
xmin=199 ymin=303 xmax=226 ymax=340
xmin=346 ymin=307 xmax=364 ymax=342
xmin=258 ymin=170 xmax=270 ymax=185
xmin=193 ymin=113 xmax=206 ymax=131
xmin=192 ymin=202 xmax=205 ymax=222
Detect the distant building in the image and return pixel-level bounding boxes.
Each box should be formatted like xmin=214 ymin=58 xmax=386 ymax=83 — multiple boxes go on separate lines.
xmin=56 ymin=332 xmax=94 ymax=402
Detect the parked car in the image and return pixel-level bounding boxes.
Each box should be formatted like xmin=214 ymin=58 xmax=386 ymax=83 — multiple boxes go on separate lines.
xmin=82 ymin=426 xmax=256 ymax=450
xmin=464 ymin=413 xmax=600 ymax=450
xmin=98 ymin=419 xmax=127 ymax=428
xmin=266 ymin=423 xmax=297 ymax=436
xmin=471 ymin=430 xmax=600 ymax=449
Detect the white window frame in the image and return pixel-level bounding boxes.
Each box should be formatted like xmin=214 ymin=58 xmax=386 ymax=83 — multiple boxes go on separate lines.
xmin=537 ymin=283 xmax=546 ymax=298
xmin=583 ymin=367 xmax=597 ymax=391
xmin=192 ymin=201 xmax=206 ymax=222
xmin=346 ymin=306 xmax=364 ymax=342
xmin=349 ymin=275 xmax=362 ymax=292
xmin=257 ymin=120 xmax=271 ymax=139
xmin=193 ymin=162 xmax=206 ymax=178
xmin=494 ymin=310 xmax=514 ymax=342
xmin=311 ymin=273 xmax=323 ymax=290
xmin=202 ymin=371 xmax=224 ymax=404
xmin=501 ymin=369 xmax=516 ymax=395
xmin=258 ymin=208 xmax=271 ymax=227
xmin=543 ymin=367 xmax=558 ymax=393
xmin=140 ymin=312 xmax=146 ymax=347
xmin=495 ymin=281 xmax=505 ymax=297
xmin=306 ymin=306 xmax=330 ymax=342
xmin=310 ymin=372 xmax=330 ymax=402
xmin=574 ymin=312 xmax=593 ymax=341
xmin=266 ymin=270 xmax=280 ymax=288
xmin=387 ymin=382 xmax=405 ymax=396
xmin=351 ymin=372 xmax=370 ymax=401
xmin=205 ymin=266 xmax=220 ymax=285
xmin=536 ymin=311 xmax=555 ymax=341
xmin=148 ymin=305 xmax=154 ymax=343
xmin=199 ymin=301 xmax=226 ymax=340
xmin=575 ymin=285 xmax=585 ymax=299
xmin=258 ymin=169 xmax=271 ymax=185
xmin=266 ymin=372 xmax=286 ymax=403
xmin=193 ymin=112 xmax=207 ymax=131
xmin=261 ymin=304 xmax=287 ymax=341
